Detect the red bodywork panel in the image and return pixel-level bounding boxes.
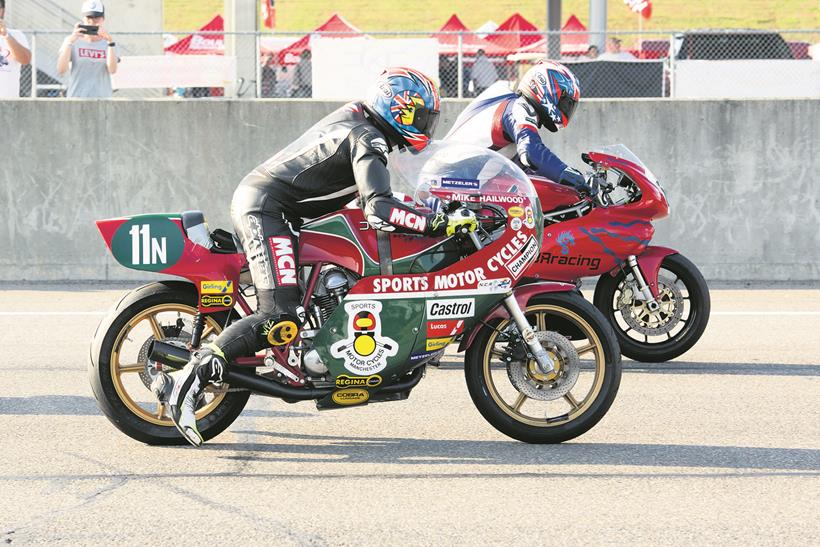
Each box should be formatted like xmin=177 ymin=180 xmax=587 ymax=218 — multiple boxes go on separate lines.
xmin=524 ymin=150 xmax=670 ymax=288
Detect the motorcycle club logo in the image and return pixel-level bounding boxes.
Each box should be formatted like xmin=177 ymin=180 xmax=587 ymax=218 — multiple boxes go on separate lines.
xmin=391 ymin=90 xmax=424 ymax=126
xmin=331 ymin=301 xmax=398 ymax=375
xmin=557 ymin=231 xmax=575 ymax=254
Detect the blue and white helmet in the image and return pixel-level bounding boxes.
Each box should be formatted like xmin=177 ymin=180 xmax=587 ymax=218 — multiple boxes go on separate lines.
xmin=363 ymin=67 xmax=441 ymax=152
xmin=517 ymin=61 xmax=581 ymax=133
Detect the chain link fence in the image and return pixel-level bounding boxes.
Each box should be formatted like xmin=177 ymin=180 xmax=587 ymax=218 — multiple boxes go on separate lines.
xmin=7 ymin=28 xmax=820 ymax=99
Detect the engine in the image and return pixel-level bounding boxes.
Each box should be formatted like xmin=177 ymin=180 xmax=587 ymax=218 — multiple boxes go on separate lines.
xmin=310 ymin=267 xmax=356 ymax=325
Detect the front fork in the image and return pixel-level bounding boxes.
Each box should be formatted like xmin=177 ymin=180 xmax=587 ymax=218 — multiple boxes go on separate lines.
xmin=469 ymin=232 xmax=555 ymax=374
xmin=626 ymin=255 xmax=660 ymax=312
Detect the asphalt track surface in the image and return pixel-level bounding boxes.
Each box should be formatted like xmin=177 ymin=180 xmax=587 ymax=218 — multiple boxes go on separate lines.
xmin=1 ymin=284 xmax=818 ymax=545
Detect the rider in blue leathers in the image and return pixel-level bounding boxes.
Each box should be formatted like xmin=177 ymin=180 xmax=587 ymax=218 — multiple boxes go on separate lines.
xmin=445 ymin=61 xmax=588 ymax=193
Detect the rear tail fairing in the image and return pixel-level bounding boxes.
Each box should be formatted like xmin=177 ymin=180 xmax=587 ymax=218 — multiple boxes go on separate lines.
xmin=95 ymin=214 xmax=245 ymax=312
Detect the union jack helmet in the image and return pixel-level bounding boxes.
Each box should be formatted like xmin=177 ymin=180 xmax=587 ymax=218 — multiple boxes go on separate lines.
xmin=364 ymin=67 xmax=441 ymax=152
xmin=517 ymin=61 xmax=581 ymax=132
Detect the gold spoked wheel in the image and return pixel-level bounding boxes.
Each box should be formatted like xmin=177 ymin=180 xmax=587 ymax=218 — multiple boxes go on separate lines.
xmin=110 ymin=303 xmax=226 ymax=427
xmin=481 ymin=304 xmax=607 ymax=429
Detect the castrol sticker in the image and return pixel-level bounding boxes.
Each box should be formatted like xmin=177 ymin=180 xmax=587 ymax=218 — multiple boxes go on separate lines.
xmin=426 ymin=299 xmax=474 ymax=320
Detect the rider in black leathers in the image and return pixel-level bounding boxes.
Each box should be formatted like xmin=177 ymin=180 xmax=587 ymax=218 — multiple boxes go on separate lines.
xmin=152 ymin=68 xmax=475 ymax=446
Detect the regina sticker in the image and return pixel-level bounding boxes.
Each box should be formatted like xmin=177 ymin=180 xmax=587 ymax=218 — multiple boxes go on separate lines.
xmin=330 ymin=301 xmax=398 ymax=375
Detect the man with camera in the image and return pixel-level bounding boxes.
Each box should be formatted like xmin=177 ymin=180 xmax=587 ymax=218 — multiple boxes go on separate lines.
xmin=56 ymin=0 xmax=118 ymax=98
xmin=0 ymin=0 xmax=32 ymax=98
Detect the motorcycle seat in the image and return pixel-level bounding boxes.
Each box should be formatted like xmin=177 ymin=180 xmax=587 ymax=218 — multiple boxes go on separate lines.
xmin=181 ymin=210 xmax=241 ymax=254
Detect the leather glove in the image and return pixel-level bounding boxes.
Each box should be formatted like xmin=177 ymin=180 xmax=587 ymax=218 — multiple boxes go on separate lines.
xmin=559 ymin=167 xmax=591 ymax=195
xmin=446 ymin=209 xmax=478 ymax=237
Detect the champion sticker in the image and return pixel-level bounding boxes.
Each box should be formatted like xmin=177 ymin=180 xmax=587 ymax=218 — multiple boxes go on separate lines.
xmin=505 ymin=236 xmax=539 ymax=278
xmin=330 ymin=301 xmax=398 ymax=375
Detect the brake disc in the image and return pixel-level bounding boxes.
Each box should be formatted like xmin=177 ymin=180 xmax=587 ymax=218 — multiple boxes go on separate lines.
xmin=506 ymin=331 xmax=581 ymax=401
xmin=619 ymin=274 xmax=684 ymax=335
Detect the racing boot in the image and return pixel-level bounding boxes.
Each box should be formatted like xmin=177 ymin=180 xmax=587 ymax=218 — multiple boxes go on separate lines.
xmin=150 ymin=343 xmax=227 ymax=447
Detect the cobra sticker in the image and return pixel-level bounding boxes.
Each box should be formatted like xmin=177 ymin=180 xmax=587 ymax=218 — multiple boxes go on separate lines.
xmin=201 ymin=280 xmax=234 ymax=294
xmin=426 ymin=299 xmax=474 ymax=320
xmin=330 ymin=301 xmax=398 ymax=375
xmin=332 ymin=388 xmax=370 ymax=406
xmin=200 ymin=294 xmax=233 ymax=308
xmin=505 ymin=236 xmax=539 ymax=278
xmin=335 ymin=374 xmax=382 ymax=388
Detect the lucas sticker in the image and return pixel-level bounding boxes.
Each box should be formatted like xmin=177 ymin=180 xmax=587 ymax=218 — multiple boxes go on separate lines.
xmin=330 ymin=301 xmax=398 ymax=375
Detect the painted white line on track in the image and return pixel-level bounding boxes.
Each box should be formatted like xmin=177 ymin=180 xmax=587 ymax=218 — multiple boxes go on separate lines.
xmin=0 ymin=312 xmax=107 ymax=316
xmin=2 ymin=311 xmax=820 ymax=317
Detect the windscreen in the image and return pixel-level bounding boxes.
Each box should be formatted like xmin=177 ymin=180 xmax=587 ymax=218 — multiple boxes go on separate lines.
xmin=388 ymin=142 xmax=538 ymax=208
xmin=590 ymin=144 xmax=660 ymax=188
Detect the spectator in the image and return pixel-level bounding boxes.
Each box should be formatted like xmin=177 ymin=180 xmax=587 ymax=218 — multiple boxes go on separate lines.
xmin=585 ymin=45 xmax=599 ymax=59
xmin=291 ymin=50 xmax=311 ymax=98
xmin=56 ymin=0 xmax=119 ymax=98
xmin=260 ymin=53 xmax=276 ymax=98
xmin=598 ymin=37 xmax=636 ymax=60
xmin=469 ymin=48 xmax=498 ymax=96
xmin=0 ymin=0 xmax=32 ymax=98
xmin=275 ymin=65 xmax=292 ymax=97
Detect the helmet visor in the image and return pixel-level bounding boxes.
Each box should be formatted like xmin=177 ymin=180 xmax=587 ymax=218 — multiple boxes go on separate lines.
xmin=557 ymin=94 xmax=578 ymax=126
xmin=413 ymin=107 xmax=440 ymax=138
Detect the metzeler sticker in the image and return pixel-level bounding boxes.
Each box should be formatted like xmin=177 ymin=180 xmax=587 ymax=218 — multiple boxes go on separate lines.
xmin=200 ymin=280 xmax=234 ymax=294
xmin=508 ymin=206 xmax=525 ymax=218
xmin=389 ymin=208 xmax=427 ymax=232
xmin=332 ymin=388 xmax=370 ymax=406
xmin=426 ymin=299 xmax=475 ymax=320
xmin=426 ymin=319 xmax=464 ymax=338
xmin=330 ymin=301 xmax=398 ymax=375
xmin=505 ymin=236 xmax=539 ymax=278
xmin=200 ymin=294 xmax=233 ymax=308
xmin=335 ymin=374 xmax=382 ymax=388
xmin=268 ymin=236 xmax=297 ymax=286
xmin=439 ymin=177 xmax=480 ymax=191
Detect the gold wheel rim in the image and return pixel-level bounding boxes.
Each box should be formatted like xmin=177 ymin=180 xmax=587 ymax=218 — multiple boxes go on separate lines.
xmin=110 ymin=303 xmax=227 ymax=427
xmin=482 ymin=304 xmax=606 ymax=427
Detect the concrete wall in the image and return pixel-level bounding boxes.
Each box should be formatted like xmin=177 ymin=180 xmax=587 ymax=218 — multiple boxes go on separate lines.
xmin=1 ymin=98 xmax=818 ymax=281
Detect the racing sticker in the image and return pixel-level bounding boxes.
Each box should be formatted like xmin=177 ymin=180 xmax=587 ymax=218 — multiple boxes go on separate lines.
xmin=524 ymin=206 xmax=535 ymax=229
xmin=426 ymin=319 xmax=465 ymax=338
xmin=332 ymin=388 xmax=370 ymax=406
xmin=200 ymin=280 xmax=234 ymax=294
xmin=508 ymin=206 xmax=525 ymax=218
xmin=389 ymin=208 xmax=427 ymax=233
xmin=268 ymin=236 xmax=298 ymax=286
xmin=505 ymin=236 xmax=539 ymax=279
xmin=477 ymin=278 xmax=512 ymax=292
xmin=200 ymin=294 xmax=233 ymax=308
xmin=330 ymin=301 xmax=398 ymax=375
xmin=510 ymin=217 xmax=522 ymax=231
xmin=426 ymin=299 xmax=474 ymax=320
xmin=426 ymin=338 xmax=451 ymax=351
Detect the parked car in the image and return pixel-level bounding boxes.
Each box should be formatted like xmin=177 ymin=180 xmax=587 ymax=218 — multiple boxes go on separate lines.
xmin=673 ymin=30 xmax=794 ymax=60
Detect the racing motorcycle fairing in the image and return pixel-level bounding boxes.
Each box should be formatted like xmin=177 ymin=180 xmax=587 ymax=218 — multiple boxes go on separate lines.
xmin=311 ymin=143 xmax=546 ymax=394
xmin=95 ymin=214 xmax=245 ymax=313
xmin=628 ymin=246 xmax=678 ymax=299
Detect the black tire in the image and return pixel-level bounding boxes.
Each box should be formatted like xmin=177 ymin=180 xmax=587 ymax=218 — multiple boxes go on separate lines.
xmin=89 ymin=281 xmax=250 ymax=445
xmin=593 ymin=253 xmax=710 ymax=363
xmin=465 ymin=292 xmax=621 ymax=444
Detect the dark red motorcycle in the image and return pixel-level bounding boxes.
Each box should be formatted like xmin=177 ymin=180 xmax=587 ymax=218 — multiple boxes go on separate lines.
xmin=529 ymin=145 xmax=710 ymax=362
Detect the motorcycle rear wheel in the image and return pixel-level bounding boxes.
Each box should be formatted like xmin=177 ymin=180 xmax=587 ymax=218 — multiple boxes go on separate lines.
xmin=593 ymin=253 xmax=710 ymax=362
xmin=465 ymin=292 xmax=621 ymax=444
xmin=89 ymin=281 xmax=250 ymax=445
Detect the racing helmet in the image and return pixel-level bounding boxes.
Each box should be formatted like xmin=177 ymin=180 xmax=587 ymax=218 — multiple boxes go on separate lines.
xmin=363 ymin=67 xmax=441 ymax=152
xmin=517 ymin=61 xmax=581 ymax=133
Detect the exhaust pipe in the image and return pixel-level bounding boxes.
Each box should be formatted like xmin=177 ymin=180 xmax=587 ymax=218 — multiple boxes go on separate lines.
xmin=148 ymin=341 xmax=333 ymax=400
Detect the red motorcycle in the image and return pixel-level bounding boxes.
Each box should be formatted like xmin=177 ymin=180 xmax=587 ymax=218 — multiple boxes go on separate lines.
xmin=89 ymin=143 xmax=621 ymax=446
xmin=528 ymin=145 xmax=710 ymax=362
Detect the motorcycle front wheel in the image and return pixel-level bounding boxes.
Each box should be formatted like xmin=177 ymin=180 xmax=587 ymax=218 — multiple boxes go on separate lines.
xmin=593 ymin=253 xmax=710 ymax=362
xmin=465 ymin=292 xmax=621 ymax=444
xmin=89 ymin=281 xmax=250 ymax=445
